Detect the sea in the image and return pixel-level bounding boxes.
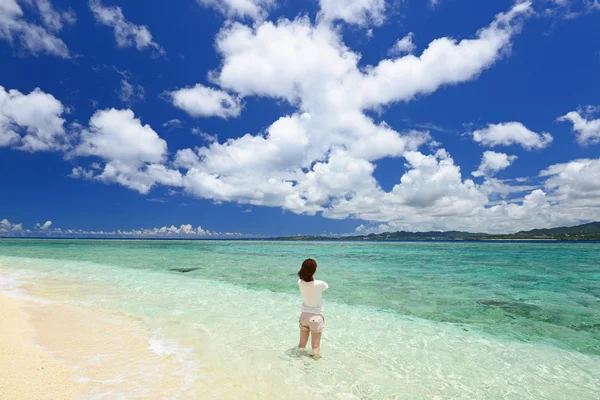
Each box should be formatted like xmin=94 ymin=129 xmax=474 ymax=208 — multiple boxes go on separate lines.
xmin=0 ymin=239 xmax=599 ymax=399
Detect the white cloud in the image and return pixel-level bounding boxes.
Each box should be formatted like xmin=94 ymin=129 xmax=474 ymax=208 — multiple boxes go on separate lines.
xmin=197 ymin=0 xmax=275 ymax=20
xmin=429 ymin=0 xmax=440 ymax=8
xmin=89 ymin=0 xmax=165 ymax=55
xmin=472 ymin=122 xmax=553 ymax=150
xmin=191 ymin=128 xmax=218 ymax=143
xmin=70 ymin=166 xmax=94 ymax=180
xmin=162 ymin=119 xmax=182 ymax=129
xmin=352 ymin=188 xmax=572 ymax=234
xmin=170 ymin=84 xmax=242 ymax=119
xmin=35 ymin=220 xmax=52 ymax=230
xmin=557 ymin=108 xmax=600 ymax=145
xmin=389 ymin=32 xmax=415 ymax=55
xmin=0 ymin=86 xmax=68 ymax=151
xmin=322 ymin=149 xmax=486 ymax=221
xmin=118 ymin=79 xmax=145 ymax=104
xmin=34 ymin=0 xmax=76 ymax=32
xmin=15 ymin=1 xmax=587 ymax=234
xmin=0 ymin=219 xmax=249 ymax=238
xmin=0 ymin=0 xmax=70 ymax=57
xmin=94 ymin=162 xmax=183 ymax=194
xmin=76 ymin=108 xmax=166 ymax=164
xmin=348 ymin=152 xmax=600 ymax=234
xmin=0 ymin=0 xmax=21 ymax=15
xmin=544 ymin=0 xmax=600 ymax=19
xmin=0 ymin=218 xmax=23 ymax=233
xmin=161 ymin=3 xmax=529 ymax=216
xmin=357 ymin=2 xmax=532 ymax=109
xmin=472 ymin=151 xmax=517 ymax=177
xmin=479 ymin=177 xmax=538 ymax=199
xmin=215 ymin=3 xmax=531 ymax=109
xmin=318 ymin=0 xmax=386 ymax=26
xmin=74 ymin=108 xmax=182 ymax=194
xmin=541 ymin=158 xmax=600 ymax=207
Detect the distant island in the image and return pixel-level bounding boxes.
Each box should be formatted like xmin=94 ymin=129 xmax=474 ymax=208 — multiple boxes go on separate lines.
xmin=276 ymin=222 xmax=600 ymax=241
xmin=2 ymin=222 xmax=599 ymax=241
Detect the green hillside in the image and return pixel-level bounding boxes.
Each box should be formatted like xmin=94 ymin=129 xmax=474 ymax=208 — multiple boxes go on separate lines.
xmin=275 ymin=222 xmax=600 ymax=241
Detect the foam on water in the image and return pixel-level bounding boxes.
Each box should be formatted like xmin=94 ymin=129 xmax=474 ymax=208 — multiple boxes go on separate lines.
xmin=0 ymin=240 xmax=599 ymax=399
xmin=147 ymin=328 xmax=201 ymax=397
xmin=0 ymin=267 xmax=52 ymax=304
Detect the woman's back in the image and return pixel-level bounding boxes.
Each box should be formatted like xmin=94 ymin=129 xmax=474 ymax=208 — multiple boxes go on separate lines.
xmin=296 ymin=259 xmax=328 ymax=359
xmin=298 ymin=279 xmax=328 ymax=314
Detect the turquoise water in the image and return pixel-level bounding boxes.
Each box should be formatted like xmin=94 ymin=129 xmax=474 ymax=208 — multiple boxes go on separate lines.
xmin=1 ymin=239 xmax=599 ymax=399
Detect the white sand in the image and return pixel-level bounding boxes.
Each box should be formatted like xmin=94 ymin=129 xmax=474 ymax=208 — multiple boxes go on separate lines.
xmin=0 ymin=293 xmax=82 ymax=400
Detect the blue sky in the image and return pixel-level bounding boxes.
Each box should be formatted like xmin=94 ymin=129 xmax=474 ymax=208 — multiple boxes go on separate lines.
xmin=1 ymin=0 xmax=599 ymax=238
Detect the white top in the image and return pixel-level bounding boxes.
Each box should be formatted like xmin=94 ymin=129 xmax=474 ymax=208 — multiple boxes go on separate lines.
xmin=298 ymin=279 xmax=329 ymax=314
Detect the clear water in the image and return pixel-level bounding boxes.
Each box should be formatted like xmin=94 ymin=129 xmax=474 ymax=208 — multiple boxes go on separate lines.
xmin=1 ymin=239 xmax=599 ymax=399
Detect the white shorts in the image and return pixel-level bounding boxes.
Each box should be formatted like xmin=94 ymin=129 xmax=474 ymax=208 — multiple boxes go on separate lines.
xmin=299 ymin=313 xmax=325 ymax=333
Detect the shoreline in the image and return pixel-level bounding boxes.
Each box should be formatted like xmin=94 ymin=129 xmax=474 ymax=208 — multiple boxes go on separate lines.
xmin=0 ymin=269 xmax=202 ymax=399
xmin=0 ymin=293 xmax=82 ymax=400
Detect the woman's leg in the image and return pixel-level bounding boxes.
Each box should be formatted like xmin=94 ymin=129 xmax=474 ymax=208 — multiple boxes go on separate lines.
xmin=298 ymin=329 xmax=310 ymax=349
xmin=311 ymin=332 xmax=322 ymax=359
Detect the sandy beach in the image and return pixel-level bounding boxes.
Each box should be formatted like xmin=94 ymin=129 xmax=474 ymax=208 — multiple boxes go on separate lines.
xmin=0 ymin=293 xmax=81 ymax=400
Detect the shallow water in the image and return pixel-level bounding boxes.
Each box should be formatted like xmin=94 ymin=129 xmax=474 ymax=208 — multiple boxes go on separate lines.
xmin=1 ymin=239 xmax=599 ymax=399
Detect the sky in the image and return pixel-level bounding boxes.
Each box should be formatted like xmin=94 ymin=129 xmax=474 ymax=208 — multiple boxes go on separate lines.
xmin=1 ymin=0 xmax=599 ymax=238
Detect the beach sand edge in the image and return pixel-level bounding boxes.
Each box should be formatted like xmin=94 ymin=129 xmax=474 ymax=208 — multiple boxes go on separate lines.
xmin=0 ymin=293 xmax=82 ymax=400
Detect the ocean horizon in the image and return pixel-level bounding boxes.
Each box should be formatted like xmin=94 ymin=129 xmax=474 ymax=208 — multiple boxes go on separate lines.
xmin=4 ymin=236 xmax=600 ymax=243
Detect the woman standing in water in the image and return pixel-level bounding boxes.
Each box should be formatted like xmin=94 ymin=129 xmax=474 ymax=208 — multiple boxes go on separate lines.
xmin=297 ymin=258 xmax=328 ymax=359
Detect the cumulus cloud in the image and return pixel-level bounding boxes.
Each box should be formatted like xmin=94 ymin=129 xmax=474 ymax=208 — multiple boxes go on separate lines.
xmin=541 ymin=158 xmax=600 ymax=207
xmin=472 ymin=122 xmax=553 ymax=150
xmin=0 ymin=218 xmax=24 ymax=234
xmin=89 ymin=0 xmax=165 ymax=56
xmin=69 ymin=166 xmax=95 ymax=180
xmin=35 ymin=220 xmax=52 ymax=230
xmin=0 ymin=0 xmax=71 ymax=57
xmin=323 ymin=149 xmax=486 ymax=221
xmin=479 ymin=177 xmax=538 ymax=200
xmin=557 ymin=108 xmax=600 ymax=145
xmin=351 ymin=152 xmax=600 ymax=234
xmin=318 ymin=0 xmax=387 ymax=26
xmin=0 ymin=220 xmax=248 ymax=238
xmin=0 ymin=86 xmax=68 ymax=151
xmin=389 ymin=32 xmax=415 ymax=55
xmin=472 ymin=151 xmax=518 ymax=177
xmin=197 ymin=0 xmax=276 ymax=20
xmin=214 ymin=3 xmax=531 ymax=110
xmin=158 ymin=3 xmax=530 ymax=218
xmin=352 ymin=188 xmax=575 ymax=234
xmin=9 ymin=1 xmax=591 ymax=234
xmin=170 ymin=84 xmax=242 ymax=119
xmin=76 ymin=108 xmax=166 ymax=164
xmin=74 ymin=108 xmax=182 ymax=194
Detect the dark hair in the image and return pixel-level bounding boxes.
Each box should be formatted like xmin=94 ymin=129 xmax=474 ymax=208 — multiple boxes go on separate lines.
xmin=298 ymin=259 xmax=317 ymax=282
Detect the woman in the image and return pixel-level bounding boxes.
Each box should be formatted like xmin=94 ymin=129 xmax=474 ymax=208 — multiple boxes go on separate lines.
xmin=297 ymin=258 xmax=328 ymax=359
